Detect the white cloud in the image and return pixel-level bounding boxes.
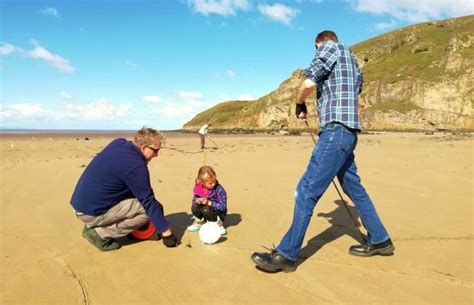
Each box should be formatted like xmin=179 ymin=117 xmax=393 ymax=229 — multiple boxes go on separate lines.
xmin=149 ymin=90 xmax=221 ymax=121
xmin=1 ymin=41 xmax=75 ymax=73
xmin=143 ymin=95 xmax=162 ymax=103
xmin=237 ymin=93 xmax=254 ymax=100
xmin=218 ymin=93 xmax=254 ymax=101
xmin=115 ymin=104 xmax=132 ymax=117
xmin=218 ymin=95 xmax=231 ymax=102
xmin=125 ymin=60 xmax=138 ymax=69
xmin=188 ymin=0 xmax=250 ymax=16
xmin=158 ymin=104 xmax=196 ymax=118
xmin=60 ymin=91 xmax=72 ymax=99
xmin=177 ymin=91 xmax=203 ymax=100
xmin=1 ymin=99 xmax=132 ymax=122
xmin=0 ymin=42 xmax=16 ymax=55
xmin=258 ymin=3 xmax=300 ymax=25
xmin=374 ymin=20 xmax=398 ymax=31
xmin=226 ymin=69 xmax=236 ymax=78
xmin=0 ymin=104 xmax=47 ymax=118
xmin=65 ymin=99 xmax=131 ymax=120
xmin=39 ymin=7 xmax=59 ymax=18
xmin=354 ymin=0 xmax=474 ymax=23
xmin=177 ymin=91 xmax=208 ymax=108
xmin=27 ymin=41 xmax=75 ymax=73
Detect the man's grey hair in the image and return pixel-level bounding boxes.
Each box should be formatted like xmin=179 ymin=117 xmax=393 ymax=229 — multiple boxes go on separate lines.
xmin=133 ymin=127 xmax=164 ymax=146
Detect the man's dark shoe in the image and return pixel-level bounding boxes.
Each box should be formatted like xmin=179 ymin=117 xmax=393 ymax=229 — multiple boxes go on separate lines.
xmin=251 ymin=249 xmax=296 ymax=273
xmin=82 ymin=226 xmax=121 ymax=251
xmin=349 ymin=238 xmax=394 ymax=257
xmin=148 ymin=231 xmax=162 ymax=241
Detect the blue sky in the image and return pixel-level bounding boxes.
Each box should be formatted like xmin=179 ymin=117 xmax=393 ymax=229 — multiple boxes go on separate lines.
xmin=1 ymin=0 xmax=472 ymax=130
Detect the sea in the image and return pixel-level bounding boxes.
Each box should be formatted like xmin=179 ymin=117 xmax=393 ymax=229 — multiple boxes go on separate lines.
xmin=0 ymin=129 xmax=191 ymax=139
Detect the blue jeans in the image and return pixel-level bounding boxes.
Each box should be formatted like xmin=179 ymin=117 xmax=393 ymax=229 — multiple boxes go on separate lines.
xmin=277 ymin=123 xmax=390 ymax=261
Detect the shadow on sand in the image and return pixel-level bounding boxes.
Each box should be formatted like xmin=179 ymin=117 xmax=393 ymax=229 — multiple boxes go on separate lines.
xmin=296 ymin=200 xmax=366 ymax=267
xmin=252 ymin=200 xmax=367 ymax=273
xmin=118 ymin=212 xmax=242 ymax=247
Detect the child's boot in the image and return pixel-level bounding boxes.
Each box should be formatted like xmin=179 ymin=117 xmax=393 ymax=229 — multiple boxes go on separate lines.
xmin=214 ymin=217 xmax=227 ymax=236
xmin=186 ymin=217 xmax=206 ymax=232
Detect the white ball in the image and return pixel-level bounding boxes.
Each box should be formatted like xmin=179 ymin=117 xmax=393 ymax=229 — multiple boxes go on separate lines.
xmin=199 ymin=222 xmax=221 ymax=244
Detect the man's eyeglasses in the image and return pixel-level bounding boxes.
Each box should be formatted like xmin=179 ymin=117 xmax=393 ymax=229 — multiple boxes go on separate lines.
xmin=147 ymin=146 xmax=160 ymax=153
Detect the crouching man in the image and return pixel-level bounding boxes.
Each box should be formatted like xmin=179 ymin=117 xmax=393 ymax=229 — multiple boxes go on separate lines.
xmin=70 ymin=127 xmax=179 ymax=251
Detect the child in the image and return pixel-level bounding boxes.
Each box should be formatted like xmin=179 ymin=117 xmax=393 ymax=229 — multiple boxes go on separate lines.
xmin=186 ymin=165 xmax=227 ymax=235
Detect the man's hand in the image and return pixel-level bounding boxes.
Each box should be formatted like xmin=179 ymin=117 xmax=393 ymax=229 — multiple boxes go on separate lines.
xmin=162 ymin=233 xmax=179 ymax=247
xmin=295 ymin=102 xmax=307 ymax=120
xmin=295 ymin=79 xmax=315 ymax=121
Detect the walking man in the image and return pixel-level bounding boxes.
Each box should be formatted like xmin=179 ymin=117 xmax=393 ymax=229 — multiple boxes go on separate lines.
xmin=251 ymin=31 xmax=394 ymax=272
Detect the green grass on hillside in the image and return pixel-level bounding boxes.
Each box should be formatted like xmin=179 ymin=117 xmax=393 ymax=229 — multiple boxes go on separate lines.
xmin=183 ymin=100 xmax=249 ymax=127
xmin=352 ymin=15 xmax=474 ymax=83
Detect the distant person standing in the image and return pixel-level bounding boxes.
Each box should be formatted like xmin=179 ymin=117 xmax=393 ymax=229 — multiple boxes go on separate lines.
xmin=198 ymin=123 xmax=211 ymax=149
xmin=251 ymin=30 xmax=393 ymax=272
xmin=70 ymin=127 xmax=180 ymax=251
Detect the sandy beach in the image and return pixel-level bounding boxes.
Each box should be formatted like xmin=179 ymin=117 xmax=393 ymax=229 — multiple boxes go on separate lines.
xmin=0 ymin=131 xmax=472 ymax=305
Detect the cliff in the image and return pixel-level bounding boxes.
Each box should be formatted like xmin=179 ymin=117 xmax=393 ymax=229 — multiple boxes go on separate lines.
xmin=183 ymin=15 xmax=473 ymax=132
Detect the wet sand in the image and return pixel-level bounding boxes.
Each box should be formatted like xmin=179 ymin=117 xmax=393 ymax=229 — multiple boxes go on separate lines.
xmin=0 ymin=132 xmax=472 ymax=305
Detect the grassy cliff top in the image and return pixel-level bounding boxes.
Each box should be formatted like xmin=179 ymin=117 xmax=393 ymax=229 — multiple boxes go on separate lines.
xmin=351 ymin=15 xmax=473 ymax=83
xmin=182 ymin=100 xmax=250 ymax=129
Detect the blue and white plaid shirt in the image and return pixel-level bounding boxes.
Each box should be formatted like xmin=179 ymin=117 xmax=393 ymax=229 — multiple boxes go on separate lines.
xmin=305 ymin=40 xmax=363 ymax=130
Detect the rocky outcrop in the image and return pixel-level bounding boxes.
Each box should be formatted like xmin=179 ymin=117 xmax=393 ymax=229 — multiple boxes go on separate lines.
xmin=183 ymin=15 xmax=473 ymax=132
xmin=360 ymin=73 xmax=473 ymax=130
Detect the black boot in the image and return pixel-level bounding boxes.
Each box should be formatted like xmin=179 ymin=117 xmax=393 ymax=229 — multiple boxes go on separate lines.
xmin=82 ymin=226 xmax=121 ymax=251
xmin=349 ymin=238 xmax=394 ymax=257
xmin=251 ymin=249 xmax=296 ymax=272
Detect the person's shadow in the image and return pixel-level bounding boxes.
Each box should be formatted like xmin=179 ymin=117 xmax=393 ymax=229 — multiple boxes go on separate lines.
xmin=118 ymin=212 xmax=242 ymax=246
xmin=297 ymin=200 xmax=366 ymax=267
xmin=167 ymin=212 xmax=242 ymax=244
xmin=224 ymin=213 xmax=242 ymax=228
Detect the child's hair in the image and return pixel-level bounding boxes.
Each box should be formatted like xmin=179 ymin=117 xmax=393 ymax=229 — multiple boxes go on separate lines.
xmin=196 ymin=165 xmax=216 ymax=184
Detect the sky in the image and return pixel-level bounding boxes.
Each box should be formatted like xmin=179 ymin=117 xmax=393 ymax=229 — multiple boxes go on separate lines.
xmin=1 ymin=0 xmax=472 ymax=130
